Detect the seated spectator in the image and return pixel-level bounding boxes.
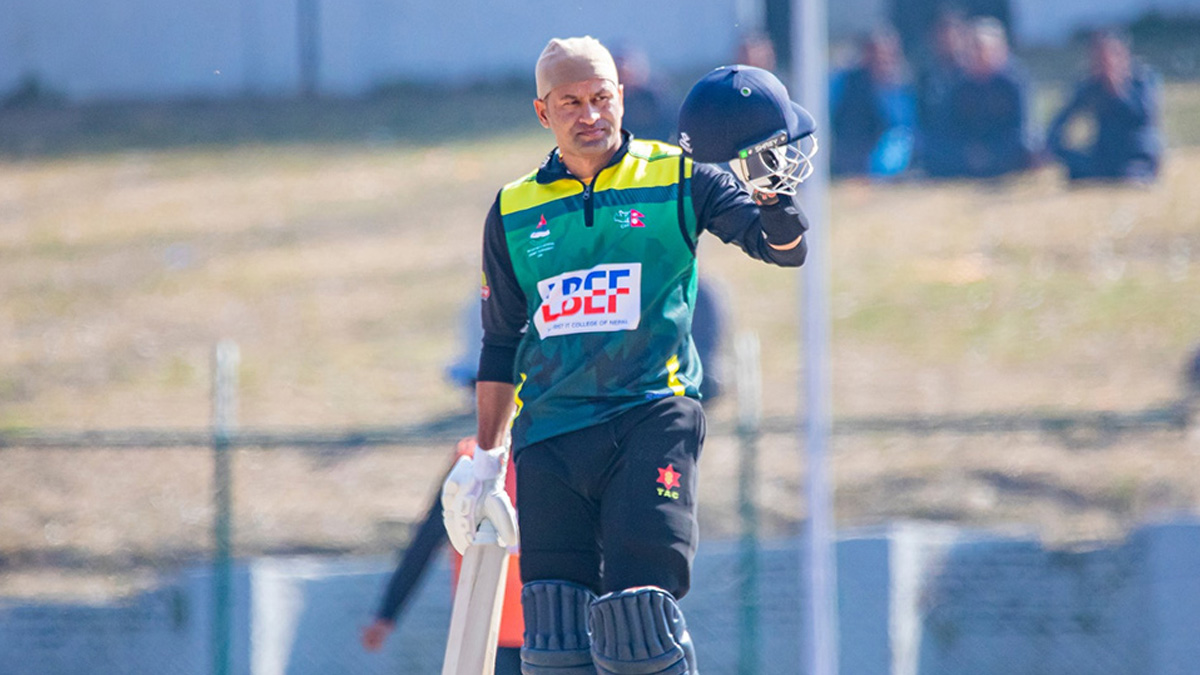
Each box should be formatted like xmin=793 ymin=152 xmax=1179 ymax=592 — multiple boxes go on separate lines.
xmin=916 ymin=7 xmax=968 ymax=174
xmin=830 ymin=26 xmax=917 ymax=178
xmin=1188 ymin=345 xmax=1200 ymax=400
xmin=1046 ymin=30 xmax=1163 ymax=183
xmin=612 ymin=43 xmax=675 ymax=142
xmin=930 ymin=17 xmax=1037 ymax=178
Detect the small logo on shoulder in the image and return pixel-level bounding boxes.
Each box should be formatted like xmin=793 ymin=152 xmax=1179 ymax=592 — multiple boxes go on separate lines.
xmin=530 ymin=214 xmax=550 ymax=239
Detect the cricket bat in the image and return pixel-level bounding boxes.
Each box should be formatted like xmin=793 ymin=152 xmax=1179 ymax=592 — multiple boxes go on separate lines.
xmin=442 ymin=521 xmax=510 ymax=675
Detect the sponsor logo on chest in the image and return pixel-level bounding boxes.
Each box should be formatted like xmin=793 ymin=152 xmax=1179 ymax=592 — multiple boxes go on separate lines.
xmin=533 ymin=263 xmax=641 ymax=339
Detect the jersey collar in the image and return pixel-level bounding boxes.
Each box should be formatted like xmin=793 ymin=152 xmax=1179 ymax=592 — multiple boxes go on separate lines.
xmin=536 ymin=130 xmax=634 ymax=185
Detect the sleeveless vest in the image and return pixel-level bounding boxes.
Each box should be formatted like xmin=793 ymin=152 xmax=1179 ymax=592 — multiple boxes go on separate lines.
xmin=498 ymin=139 xmax=701 ymax=446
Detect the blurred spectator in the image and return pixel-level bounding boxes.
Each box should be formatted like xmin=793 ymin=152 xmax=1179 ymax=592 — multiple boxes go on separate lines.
xmin=830 ymin=26 xmax=917 ymax=178
xmin=445 ymin=300 xmax=483 ymax=391
xmin=362 ymin=438 xmax=523 ymax=674
xmin=1187 ymin=345 xmax=1200 ymax=400
xmin=930 ymin=17 xmax=1037 ymax=178
xmin=692 ymin=277 xmax=729 ymax=403
xmin=735 ymin=31 xmax=779 ymax=72
xmin=916 ymin=7 xmax=969 ymax=174
xmin=612 ymin=43 xmax=676 ymax=142
xmin=1185 ymin=346 xmax=1200 ymax=437
xmin=1046 ymin=30 xmax=1163 ymax=183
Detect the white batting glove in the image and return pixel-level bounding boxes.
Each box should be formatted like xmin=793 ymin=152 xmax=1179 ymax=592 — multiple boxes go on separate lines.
xmin=441 ymin=445 xmax=519 ymax=555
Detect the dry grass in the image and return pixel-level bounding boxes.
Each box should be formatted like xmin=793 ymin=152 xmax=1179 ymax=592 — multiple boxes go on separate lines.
xmin=2 ymin=93 xmax=1200 ymax=599
xmin=0 ymin=140 xmax=540 ymax=429
xmin=702 ymin=156 xmax=1200 ymax=420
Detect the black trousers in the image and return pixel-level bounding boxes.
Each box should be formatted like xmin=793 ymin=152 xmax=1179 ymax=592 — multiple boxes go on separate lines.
xmin=513 ymin=396 xmax=705 ymax=599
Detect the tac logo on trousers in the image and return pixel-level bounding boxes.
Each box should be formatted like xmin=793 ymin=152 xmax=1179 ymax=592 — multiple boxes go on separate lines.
xmin=656 ymin=463 xmax=681 ymax=500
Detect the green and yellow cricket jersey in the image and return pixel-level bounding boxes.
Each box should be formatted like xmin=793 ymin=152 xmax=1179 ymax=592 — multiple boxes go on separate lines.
xmin=479 ymin=132 xmax=810 ymax=448
xmin=490 ymin=137 xmax=700 ymax=447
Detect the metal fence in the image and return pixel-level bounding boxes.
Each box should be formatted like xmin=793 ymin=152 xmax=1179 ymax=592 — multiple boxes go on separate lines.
xmin=1 ymin=337 xmax=1197 ymax=674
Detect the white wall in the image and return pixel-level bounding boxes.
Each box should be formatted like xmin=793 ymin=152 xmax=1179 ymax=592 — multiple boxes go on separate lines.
xmin=7 ymin=0 xmax=1200 ymax=101
xmin=0 ymin=0 xmax=742 ymax=102
xmin=0 ymin=0 xmax=289 ymax=100
xmin=313 ymin=0 xmax=742 ymax=95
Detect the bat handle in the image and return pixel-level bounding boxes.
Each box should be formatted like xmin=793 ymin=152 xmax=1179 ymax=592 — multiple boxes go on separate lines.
xmin=473 ymin=520 xmax=500 ymax=546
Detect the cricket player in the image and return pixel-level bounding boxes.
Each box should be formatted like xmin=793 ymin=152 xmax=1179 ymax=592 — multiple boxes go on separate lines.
xmin=442 ymin=36 xmax=817 ymax=674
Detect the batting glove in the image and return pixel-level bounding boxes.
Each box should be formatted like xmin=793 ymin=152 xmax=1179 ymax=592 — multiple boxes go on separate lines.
xmin=441 ymin=444 xmax=519 ymax=555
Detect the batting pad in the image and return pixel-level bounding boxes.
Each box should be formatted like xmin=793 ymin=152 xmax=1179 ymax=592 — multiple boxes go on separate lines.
xmin=520 ymin=580 xmax=596 ymax=674
xmin=589 ymin=586 xmax=696 ymax=675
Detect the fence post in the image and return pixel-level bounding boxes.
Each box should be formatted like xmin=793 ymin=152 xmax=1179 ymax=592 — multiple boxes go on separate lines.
xmin=212 ymin=340 xmax=239 ymax=675
xmin=735 ymin=331 xmax=762 ymax=675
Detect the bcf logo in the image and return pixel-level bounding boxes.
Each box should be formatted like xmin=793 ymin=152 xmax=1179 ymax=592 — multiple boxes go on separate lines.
xmin=534 ymin=263 xmax=642 ymax=338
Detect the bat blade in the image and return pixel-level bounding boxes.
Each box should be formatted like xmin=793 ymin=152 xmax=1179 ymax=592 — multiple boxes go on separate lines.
xmin=442 ymin=523 xmax=510 ymax=675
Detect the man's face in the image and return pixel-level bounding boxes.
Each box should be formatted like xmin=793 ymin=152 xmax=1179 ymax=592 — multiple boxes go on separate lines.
xmin=535 ymin=78 xmax=624 ymax=162
xmin=933 ymin=17 xmax=966 ymax=61
xmin=865 ymin=35 xmax=903 ymax=83
xmin=967 ymin=32 xmax=1008 ymax=79
xmin=1092 ymin=37 xmax=1131 ymax=84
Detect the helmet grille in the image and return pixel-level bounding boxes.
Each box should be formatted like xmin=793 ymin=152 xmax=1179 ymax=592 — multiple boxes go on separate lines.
xmin=729 ymin=135 xmax=819 ymax=197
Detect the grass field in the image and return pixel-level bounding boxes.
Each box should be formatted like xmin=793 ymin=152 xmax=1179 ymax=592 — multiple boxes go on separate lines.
xmin=2 ymin=77 xmax=1200 ymax=598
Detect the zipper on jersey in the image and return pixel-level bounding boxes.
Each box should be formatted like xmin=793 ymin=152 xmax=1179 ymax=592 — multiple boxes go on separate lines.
xmin=582 ymin=177 xmax=597 ymax=227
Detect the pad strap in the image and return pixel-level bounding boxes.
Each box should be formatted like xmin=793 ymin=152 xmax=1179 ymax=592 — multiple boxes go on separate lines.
xmin=590 ymin=586 xmax=697 ymax=675
xmin=520 ymin=581 xmax=596 ymax=675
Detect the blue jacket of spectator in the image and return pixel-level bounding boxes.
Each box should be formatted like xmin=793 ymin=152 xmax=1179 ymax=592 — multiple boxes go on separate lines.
xmin=1046 ymin=65 xmax=1163 ymax=181
xmin=830 ymin=66 xmax=916 ymax=178
xmin=916 ymin=59 xmax=964 ymax=171
xmin=929 ymin=61 xmax=1036 ymax=178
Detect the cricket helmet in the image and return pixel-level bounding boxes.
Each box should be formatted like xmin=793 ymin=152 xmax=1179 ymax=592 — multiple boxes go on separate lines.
xmin=677 ymin=65 xmax=818 ymax=195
